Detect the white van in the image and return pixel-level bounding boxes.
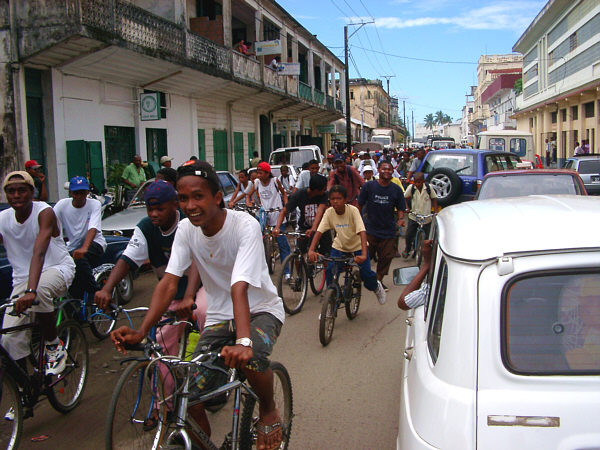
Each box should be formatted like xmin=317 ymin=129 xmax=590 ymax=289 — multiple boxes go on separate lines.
xmin=268 ymin=145 xmax=323 ymax=173
xmin=395 ymin=195 xmax=600 ymax=449
xmin=477 ymin=130 xmax=534 ymax=161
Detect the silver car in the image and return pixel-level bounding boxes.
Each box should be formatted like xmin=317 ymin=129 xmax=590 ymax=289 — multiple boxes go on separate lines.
xmin=102 ymin=171 xmax=239 ymax=236
xmin=564 ymin=155 xmax=600 ymax=195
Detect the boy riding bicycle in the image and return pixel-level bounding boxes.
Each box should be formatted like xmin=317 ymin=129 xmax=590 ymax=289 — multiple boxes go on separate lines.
xmin=111 ymin=161 xmax=285 ymax=450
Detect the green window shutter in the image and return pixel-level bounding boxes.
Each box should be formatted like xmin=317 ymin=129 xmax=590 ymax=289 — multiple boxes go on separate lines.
xmin=233 ymin=132 xmax=244 ymax=170
xmin=213 ymin=130 xmax=228 ymax=170
xmin=87 ymin=141 xmax=105 ymax=191
xmin=66 ymin=140 xmax=87 ymax=180
xmin=198 ymin=129 xmax=206 ymax=160
xmin=247 ymin=132 xmax=255 ymax=162
xmin=146 ymin=128 xmax=167 ymax=164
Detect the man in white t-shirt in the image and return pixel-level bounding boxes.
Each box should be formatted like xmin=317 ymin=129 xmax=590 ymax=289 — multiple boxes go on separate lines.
xmin=110 ymin=161 xmax=285 ymax=450
xmin=54 ymin=176 xmax=106 ymax=300
xmin=0 ymin=171 xmax=75 ymax=375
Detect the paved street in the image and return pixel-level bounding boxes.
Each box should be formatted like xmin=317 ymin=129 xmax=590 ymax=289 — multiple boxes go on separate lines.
xmin=19 ymin=252 xmax=412 ymax=449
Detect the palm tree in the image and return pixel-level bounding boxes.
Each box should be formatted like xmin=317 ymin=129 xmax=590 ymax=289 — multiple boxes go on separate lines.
xmin=424 ymin=113 xmax=434 ymax=130
xmin=443 ymin=113 xmax=452 ymax=124
xmin=435 ymin=110 xmax=445 ymax=126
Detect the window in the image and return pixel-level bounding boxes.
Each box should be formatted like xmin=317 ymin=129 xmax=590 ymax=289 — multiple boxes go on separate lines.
xmin=561 ymin=108 xmax=567 ymax=122
xmin=510 ymin=138 xmax=527 ymax=157
xmin=551 ymin=111 xmax=557 ymax=124
xmin=367 ymin=91 xmax=371 ymax=99
xmin=263 ymin=18 xmax=280 ymax=41
xmin=572 ymin=105 xmax=579 ymax=120
xmin=350 ymin=90 xmax=354 ymax=100
xmin=502 ymin=271 xmax=600 ymax=375
xmin=143 ymin=90 xmax=167 ymax=119
xmin=569 ymin=32 xmax=577 ymax=52
xmin=489 ymin=137 xmax=505 ymax=151
xmin=529 ymin=117 xmax=534 ymax=129
xmin=485 ymin=154 xmax=520 ymax=172
xmin=584 ymin=102 xmax=595 ymax=118
xmin=577 ymin=160 xmax=600 ymax=174
xmin=421 ymin=153 xmax=475 ymax=176
xmin=217 ymin=173 xmax=236 ymax=196
xmin=427 ymin=259 xmax=448 ymax=364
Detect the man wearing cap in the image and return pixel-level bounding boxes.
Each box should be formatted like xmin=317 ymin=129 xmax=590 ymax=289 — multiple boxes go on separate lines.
xmin=0 ymin=171 xmax=75 ymax=375
xmin=294 ymin=159 xmax=320 ymax=191
xmin=54 ymin=176 xmax=107 ymax=300
xmin=25 ymin=160 xmax=48 ymax=201
xmin=361 ymin=164 xmax=375 ymax=182
xmin=319 ymin=154 xmax=334 ymax=176
xmin=358 ymin=152 xmax=378 ymax=177
xmin=327 ymin=153 xmax=364 ymax=206
xmin=121 ymin=155 xmax=147 ymax=201
xmin=160 ymin=155 xmax=174 ymax=168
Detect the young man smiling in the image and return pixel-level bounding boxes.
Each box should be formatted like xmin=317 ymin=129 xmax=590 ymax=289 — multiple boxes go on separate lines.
xmin=111 ymin=161 xmax=285 ymax=450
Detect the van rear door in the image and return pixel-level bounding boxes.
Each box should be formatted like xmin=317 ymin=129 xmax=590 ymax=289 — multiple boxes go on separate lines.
xmin=476 ymin=253 xmax=600 ymax=449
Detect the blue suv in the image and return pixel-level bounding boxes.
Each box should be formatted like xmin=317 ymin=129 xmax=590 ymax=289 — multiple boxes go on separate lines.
xmin=417 ymin=149 xmax=521 ymax=206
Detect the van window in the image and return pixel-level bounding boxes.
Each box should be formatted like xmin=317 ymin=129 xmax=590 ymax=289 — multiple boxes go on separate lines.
xmin=485 ymin=154 xmax=520 ymax=173
xmin=422 ymin=153 xmax=474 ymax=176
xmin=489 ymin=138 xmax=505 ymax=151
xmin=509 ymin=138 xmax=527 ymax=157
xmin=577 ymin=160 xmax=600 ymax=174
xmin=427 ymin=258 xmax=448 ymax=364
xmin=217 ymin=173 xmax=236 ymax=196
xmin=503 ymin=271 xmax=600 ymax=375
xmin=564 ymin=159 xmax=575 ymax=170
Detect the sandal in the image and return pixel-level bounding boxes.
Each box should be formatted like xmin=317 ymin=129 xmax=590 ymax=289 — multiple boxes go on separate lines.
xmin=143 ymin=410 xmax=160 ymax=431
xmin=256 ymin=421 xmax=283 ymax=450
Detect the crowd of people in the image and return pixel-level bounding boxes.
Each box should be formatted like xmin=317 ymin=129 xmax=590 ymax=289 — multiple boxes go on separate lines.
xmin=0 ymin=146 xmax=434 ymax=449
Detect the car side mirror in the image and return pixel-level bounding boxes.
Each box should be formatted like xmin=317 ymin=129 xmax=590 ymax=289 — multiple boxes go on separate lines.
xmin=393 ymin=266 xmax=420 ymax=286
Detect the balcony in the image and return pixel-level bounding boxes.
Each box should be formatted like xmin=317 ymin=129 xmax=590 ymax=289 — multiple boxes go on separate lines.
xmin=314 ymin=89 xmax=325 ymax=105
xmin=232 ymin=51 xmax=261 ymax=84
xmin=326 ymin=95 xmax=334 ymax=109
xmin=336 ymin=99 xmax=343 ymax=112
xmin=299 ymin=81 xmax=313 ymax=102
xmin=264 ymin=67 xmax=286 ymax=93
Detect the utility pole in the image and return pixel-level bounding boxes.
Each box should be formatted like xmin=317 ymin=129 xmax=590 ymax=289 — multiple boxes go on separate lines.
xmin=344 ymin=21 xmax=373 ymax=151
xmin=381 ymin=75 xmax=395 ymax=128
xmin=411 ymin=110 xmax=414 ymax=143
xmin=403 ymin=100 xmax=406 ymax=147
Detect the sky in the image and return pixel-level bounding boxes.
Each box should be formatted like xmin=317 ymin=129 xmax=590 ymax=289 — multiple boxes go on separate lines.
xmin=277 ymin=0 xmax=546 ymax=132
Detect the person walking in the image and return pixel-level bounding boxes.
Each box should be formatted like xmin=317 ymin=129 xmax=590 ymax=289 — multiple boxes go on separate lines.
xmin=121 ymin=155 xmax=147 ymax=202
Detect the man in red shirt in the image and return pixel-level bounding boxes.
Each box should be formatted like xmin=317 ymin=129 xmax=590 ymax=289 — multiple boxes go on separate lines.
xmin=327 ymin=154 xmax=364 ymax=206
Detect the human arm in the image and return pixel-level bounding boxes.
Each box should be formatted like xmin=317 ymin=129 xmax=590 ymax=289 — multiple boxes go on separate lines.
xmin=37 ymin=174 xmax=49 ymax=201
xmin=228 ymin=184 xmax=242 ymax=208
xmin=173 ymin=260 xmax=201 ymax=320
xmin=16 ymin=208 xmax=56 ymax=314
xmin=272 ymin=206 xmax=288 ymax=237
xmin=275 ymin=178 xmax=288 ymax=205
xmin=94 ymin=258 xmax=131 ymax=310
xmin=121 ymin=165 xmax=137 ymax=189
xmin=220 ymin=281 xmax=253 ymax=369
xmin=354 ymin=230 xmax=368 ymax=265
xmin=307 ymin=231 xmax=323 ymax=262
xmin=73 ymin=228 xmax=97 ymax=260
xmin=397 ymin=240 xmax=433 ymax=310
xmin=306 ymin=203 xmax=327 ymax=238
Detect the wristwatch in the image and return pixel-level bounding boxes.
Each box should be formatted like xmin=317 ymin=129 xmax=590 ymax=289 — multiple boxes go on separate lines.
xmin=24 ymin=289 xmax=37 ymax=295
xmin=235 ymin=337 xmax=253 ymax=348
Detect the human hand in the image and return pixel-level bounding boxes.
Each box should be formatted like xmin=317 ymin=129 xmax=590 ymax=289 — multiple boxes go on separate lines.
xmin=38 ymin=173 xmax=46 ymax=182
xmin=94 ymin=289 xmax=113 ymax=311
xmin=228 ymin=201 xmax=234 ymax=209
xmin=272 ymin=227 xmax=281 ymax=237
xmin=305 ymin=229 xmax=314 ymax=238
xmin=172 ymin=297 xmax=195 ymax=321
xmin=72 ymin=247 xmax=87 ymax=260
xmin=397 ymin=219 xmax=405 ymax=228
xmin=15 ymin=292 xmax=36 ymax=315
xmin=422 ymin=240 xmax=433 ymax=265
xmin=307 ymin=250 xmax=319 ymax=263
xmin=221 ymin=344 xmax=253 ymax=370
xmin=354 ymin=254 xmax=367 ymax=265
xmin=110 ymin=327 xmax=145 ymax=355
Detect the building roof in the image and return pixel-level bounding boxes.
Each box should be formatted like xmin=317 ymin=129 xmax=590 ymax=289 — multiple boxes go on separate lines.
xmin=481 ymin=73 xmax=522 ymax=104
xmin=437 ymin=195 xmax=600 ymax=261
xmin=513 ymin=0 xmax=570 ymax=53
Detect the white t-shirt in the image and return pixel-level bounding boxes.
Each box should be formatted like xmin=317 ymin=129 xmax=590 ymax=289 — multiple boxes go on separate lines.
xmin=244 ymin=180 xmax=259 ymax=204
xmin=295 ymin=170 xmax=311 ymax=190
xmin=166 ymin=210 xmax=284 ymax=326
xmin=358 ymin=159 xmax=379 ymax=176
xmin=0 ymin=202 xmax=75 ymax=287
xmin=54 ymin=198 xmax=107 ymax=252
xmin=254 ymin=178 xmax=283 ymax=226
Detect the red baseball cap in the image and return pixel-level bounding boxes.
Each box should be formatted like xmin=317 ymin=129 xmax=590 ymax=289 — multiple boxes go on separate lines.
xmin=25 ymin=160 xmax=42 ymax=169
xmin=257 ymin=162 xmax=271 ymax=173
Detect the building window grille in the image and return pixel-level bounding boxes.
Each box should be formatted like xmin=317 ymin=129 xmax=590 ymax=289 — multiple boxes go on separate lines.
xmin=584 ymin=102 xmax=595 ymax=118
xmin=561 ymin=109 xmax=567 ymax=122
xmin=551 ymin=111 xmax=557 ymax=124
xmin=569 ymin=33 xmax=577 ymax=52
xmin=572 ymin=105 xmax=578 ymax=120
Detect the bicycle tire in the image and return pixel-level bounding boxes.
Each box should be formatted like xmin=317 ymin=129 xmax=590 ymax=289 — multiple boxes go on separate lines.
xmin=414 ymin=230 xmax=425 ymax=267
xmin=308 ymin=261 xmax=326 ymax=295
xmin=105 ymin=359 xmax=166 ymax=450
xmin=344 ymin=269 xmax=361 ymax=320
xmin=116 ymin=271 xmax=134 ymax=305
xmin=319 ymin=288 xmax=337 ymax=346
xmin=0 ymin=372 xmax=22 ymax=450
xmin=47 ymin=320 xmax=89 ymax=413
xmin=239 ymin=361 xmax=293 ymax=450
xmin=278 ymin=253 xmax=308 ymax=315
xmin=264 ymin=238 xmax=274 ymax=275
xmin=87 ymin=302 xmax=116 ymax=341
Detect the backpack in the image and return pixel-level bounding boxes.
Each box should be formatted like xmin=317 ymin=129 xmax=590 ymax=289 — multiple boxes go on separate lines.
xmin=406 ymin=183 xmax=432 ymax=210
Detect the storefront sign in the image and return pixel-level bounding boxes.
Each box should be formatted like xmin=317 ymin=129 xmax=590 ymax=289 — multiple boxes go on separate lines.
xmin=276 ymin=63 xmax=300 ymax=76
xmin=255 ymin=39 xmax=282 ymax=56
xmin=277 ymin=120 xmax=301 ymax=132
xmin=140 ymin=93 xmax=161 ymax=121
xmin=317 ymin=124 xmax=336 ymax=134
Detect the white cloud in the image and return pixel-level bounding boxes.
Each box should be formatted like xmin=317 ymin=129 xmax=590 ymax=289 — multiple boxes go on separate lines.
xmin=376 ymin=1 xmax=544 ymax=32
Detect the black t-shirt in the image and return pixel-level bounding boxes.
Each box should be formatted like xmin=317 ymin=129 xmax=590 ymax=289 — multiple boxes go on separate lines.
xmin=358 ymin=180 xmax=406 ymax=239
xmin=285 ymin=188 xmax=328 ymax=231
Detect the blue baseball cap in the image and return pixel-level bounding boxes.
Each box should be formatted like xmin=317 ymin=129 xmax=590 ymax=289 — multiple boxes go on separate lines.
xmin=144 ymin=180 xmax=177 ymax=206
xmin=69 ymin=176 xmax=90 ymax=191
xmin=333 ymin=153 xmax=345 ymax=162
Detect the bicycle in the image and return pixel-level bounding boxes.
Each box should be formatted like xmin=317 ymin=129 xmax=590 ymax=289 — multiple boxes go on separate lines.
xmin=0 ymin=298 xmax=89 ymax=449
xmin=105 ymin=318 xmax=293 ymax=450
xmin=410 ymin=213 xmax=435 ymax=267
xmin=277 ymin=232 xmax=326 ymax=315
xmin=318 ymin=255 xmax=362 ymax=346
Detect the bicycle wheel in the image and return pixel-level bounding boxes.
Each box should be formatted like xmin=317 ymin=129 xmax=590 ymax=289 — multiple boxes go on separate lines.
xmin=239 ymin=361 xmax=293 ymax=450
xmin=319 ymin=288 xmax=337 ymax=346
xmin=308 ymin=261 xmax=326 ymax=295
xmin=278 ymin=254 xmax=308 ymax=315
xmin=47 ymin=320 xmax=89 ymax=413
xmin=116 ymin=271 xmax=134 ymax=305
xmin=264 ymin=237 xmax=274 ymax=275
xmin=0 ymin=372 xmax=22 ymax=450
xmin=87 ymin=301 xmax=116 ymax=340
xmin=414 ymin=230 xmax=425 ymax=267
xmin=344 ymin=269 xmax=362 ymax=320
xmin=105 ymin=360 xmax=166 ymax=450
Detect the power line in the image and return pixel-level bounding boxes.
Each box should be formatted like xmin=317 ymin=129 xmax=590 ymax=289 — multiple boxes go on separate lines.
xmin=352 ymin=45 xmax=478 ymax=65
xmin=356 ymin=0 xmax=396 ymax=78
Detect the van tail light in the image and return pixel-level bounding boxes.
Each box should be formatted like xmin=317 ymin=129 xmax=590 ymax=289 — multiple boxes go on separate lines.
xmin=476 ymin=179 xmax=482 ymax=191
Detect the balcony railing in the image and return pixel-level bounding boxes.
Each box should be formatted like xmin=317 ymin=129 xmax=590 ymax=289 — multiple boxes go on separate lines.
xmin=264 ymin=66 xmax=286 ymax=92
xmin=287 ymin=76 xmax=298 ymax=97
xmin=336 ymin=99 xmax=343 ymax=112
xmin=314 ymin=89 xmax=325 ymax=105
xmin=326 ymin=95 xmax=334 ymax=109
xmin=299 ymin=81 xmax=312 ymax=101
xmin=232 ymin=51 xmax=261 ymax=84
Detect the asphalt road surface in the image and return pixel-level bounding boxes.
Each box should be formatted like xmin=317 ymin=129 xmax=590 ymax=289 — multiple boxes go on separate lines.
xmin=20 ymin=251 xmax=413 ymax=449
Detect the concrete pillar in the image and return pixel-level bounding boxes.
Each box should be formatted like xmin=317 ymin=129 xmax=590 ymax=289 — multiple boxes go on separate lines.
xmin=280 ymin=27 xmax=287 ymax=62
xmin=291 ymin=34 xmax=298 ymax=63
xmin=330 ymin=63 xmax=335 ymax=98
xmin=222 ymin=0 xmax=232 ymax=48
xmin=307 ymin=47 xmax=314 ymax=89
xmin=320 ymin=58 xmax=326 ymax=100
xmin=255 ymin=9 xmax=262 ymax=44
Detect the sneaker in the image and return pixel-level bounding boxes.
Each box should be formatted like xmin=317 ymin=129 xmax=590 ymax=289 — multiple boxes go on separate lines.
xmin=4 ymin=408 xmax=14 ymax=421
xmin=375 ymin=281 xmax=387 ymax=305
xmin=284 ymin=273 xmax=291 ymax=281
xmin=381 ymin=282 xmax=389 ymax=292
xmin=45 ymin=340 xmax=67 ymax=376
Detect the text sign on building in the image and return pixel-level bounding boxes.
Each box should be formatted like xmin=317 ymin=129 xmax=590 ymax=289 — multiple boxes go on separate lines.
xmin=255 ymin=39 xmax=282 ymax=56
xmin=277 ymin=63 xmax=300 ymax=76
xmin=317 ymin=124 xmax=336 ymax=133
xmin=277 ymin=120 xmax=301 ymax=132
xmin=140 ymin=93 xmax=161 ymax=121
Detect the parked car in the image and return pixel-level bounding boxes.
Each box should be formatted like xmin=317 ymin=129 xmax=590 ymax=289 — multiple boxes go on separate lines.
xmin=394 ymin=195 xmax=600 ymax=449
xmin=475 ymin=169 xmax=587 ymax=200
xmin=563 ymin=154 xmax=600 ymax=195
xmin=268 ymin=145 xmax=323 ymax=172
xmin=416 ymin=149 xmax=521 ymax=206
xmin=101 ymin=171 xmax=239 ymax=236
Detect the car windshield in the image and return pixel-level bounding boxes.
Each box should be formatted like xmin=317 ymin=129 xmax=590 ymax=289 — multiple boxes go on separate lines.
xmin=478 ymin=174 xmax=581 ymax=199
xmin=270 ymin=149 xmax=315 ymax=167
xmin=129 ymin=182 xmax=152 ymax=207
xmin=372 ymin=136 xmax=391 ymax=145
xmin=504 ymin=271 xmax=600 ymax=374
xmin=422 ymin=153 xmax=475 ymax=176
xmin=577 ymin=160 xmax=600 ymax=174
xmin=484 ymin=154 xmax=520 ymax=173
xmin=217 ymin=173 xmax=237 ymax=196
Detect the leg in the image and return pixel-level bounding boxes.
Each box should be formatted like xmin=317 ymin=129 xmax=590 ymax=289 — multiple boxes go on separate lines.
xmin=404 ymin=219 xmax=418 ymax=254
xmin=325 ymin=248 xmax=343 ymax=287
xmin=275 ymin=234 xmax=291 ymax=273
xmin=69 ymin=242 xmax=104 ymax=299
xmin=354 ymin=249 xmax=378 ymax=292
xmin=375 ymin=238 xmax=396 ymax=282
xmin=366 ymin=234 xmax=379 ymax=265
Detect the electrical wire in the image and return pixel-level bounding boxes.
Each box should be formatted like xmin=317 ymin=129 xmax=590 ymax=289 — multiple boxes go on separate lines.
xmin=351 ymin=45 xmax=478 ymax=65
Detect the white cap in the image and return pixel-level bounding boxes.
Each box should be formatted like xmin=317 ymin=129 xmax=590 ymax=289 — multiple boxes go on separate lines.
xmin=160 ymin=156 xmax=174 ymax=164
